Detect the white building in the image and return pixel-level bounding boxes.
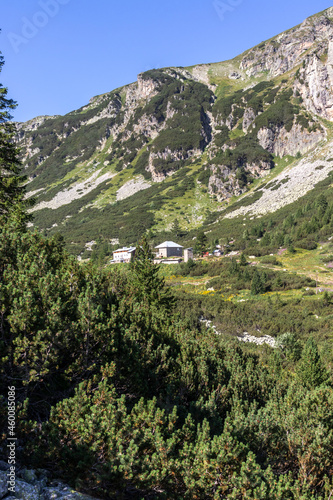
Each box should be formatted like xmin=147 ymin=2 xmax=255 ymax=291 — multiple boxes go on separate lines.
xmin=112 ymin=246 xmax=136 ymax=263
xmin=155 ymin=241 xmax=183 ymax=258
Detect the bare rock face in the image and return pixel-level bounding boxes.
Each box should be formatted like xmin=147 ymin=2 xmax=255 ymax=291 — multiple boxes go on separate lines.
xmin=207 ymin=157 xmax=271 ymax=202
xmin=132 ymin=101 xmax=177 ymax=140
xmin=240 ymin=9 xmax=333 ymax=78
xmin=85 ymin=97 xmax=122 ymax=126
xmin=133 ymin=114 xmax=162 ymax=140
xmin=137 ymin=73 xmax=159 ymax=100
xmin=229 ymin=71 xmax=242 ymax=80
xmin=225 ymin=112 xmax=234 ymax=130
xmin=14 ymin=116 xmax=58 ymax=145
xmin=257 ymin=127 xmax=275 ymax=152
xmin=190 ymin=64 xmax=211 ymax=86
xmin=148 ymin=147 xmax=201 ymax=182
xmin=257 ymin=123 xmax=324 ymax=157
xmin=111 ymin=74 xmax=166 ymax=141
xmin=223 ymin=104 xmax=238 ymax=130
xmin=208 ymin=172 xmax=243 ymax=202
xmin=15 ymin=115 xmax=53 ymax=133
xmin=246 ymin=160 xmax=271 ymax=177
xmin=294 ymin=45 xmax=333 ymax=120
xmin=242 ymin=108 xmax=257 ymax=132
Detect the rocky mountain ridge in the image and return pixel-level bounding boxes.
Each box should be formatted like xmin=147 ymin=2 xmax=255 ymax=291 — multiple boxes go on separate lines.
xmin=14 ymin=7 xmax=333 ymax=255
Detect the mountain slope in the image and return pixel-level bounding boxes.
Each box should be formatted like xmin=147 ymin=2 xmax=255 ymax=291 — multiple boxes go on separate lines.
xmin=15 ymin=7 xmax=333 ymax=255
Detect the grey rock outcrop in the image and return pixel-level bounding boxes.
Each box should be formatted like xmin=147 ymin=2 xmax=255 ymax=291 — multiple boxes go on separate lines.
xmin=148 ymin=147 xmax=202 ymax=182
xmin=294 ymin=44 xmax=333 ymax=120
xmin=246 ymin=160 xmax=272 ymax=177
xmin=229 ymin=71 xmax=242 ymax=80
xmin=85 ymin=95 xmax=122 ymax=126
xmin=240 ymin=8 xmax=333 ymax=78
xmin=13 ymin=479 xmax=41 ymax=499
xmin=242 ymin=107 xmax=257 ymax=132
xmin=257 ymin=122 xmax=324 ymax=157
xmin=0 ymin=462 xmax=98 ymax=500
xmin=208 ymin=157 xmax=271 ymax=201
xmin=137 ymin=73 xmax=159 ymax=99
xmin=15 ymin=116 xmax=56 ymax=135
xmin=133 ymin=113 xmax=163 ymax=140
xmin=208 ymin=171 xmax=243 ymax=201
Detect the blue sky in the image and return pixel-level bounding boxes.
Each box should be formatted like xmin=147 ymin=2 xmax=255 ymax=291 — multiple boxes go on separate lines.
xmin=1 ymin=0 xmax=332 ymax=122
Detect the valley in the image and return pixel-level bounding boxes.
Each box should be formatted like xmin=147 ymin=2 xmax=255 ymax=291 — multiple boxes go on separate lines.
xmin=1 ymin=6 xmax=333 ymax=500
xmin=14 ymin=7 xmax=333 ymax=262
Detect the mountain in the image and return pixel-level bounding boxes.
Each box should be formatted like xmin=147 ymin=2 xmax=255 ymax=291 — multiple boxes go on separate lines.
xmin=16 ymin=7 xmax=333 ymax=256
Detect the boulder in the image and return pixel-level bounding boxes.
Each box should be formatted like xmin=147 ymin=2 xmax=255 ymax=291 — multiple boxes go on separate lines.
xmin=12 ymin=479 xmax=40 ymax=500
xmin=0 ymin=470 xmax=8 ymax=499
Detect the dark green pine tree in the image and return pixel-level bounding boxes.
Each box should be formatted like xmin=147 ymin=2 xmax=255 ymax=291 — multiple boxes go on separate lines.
xmin=296 ymin=337 xmax=329 ymax=389
xmin=316 ymin=194 xmax=328 ymax=217
xmin=130 ymin=235 xmax=173 ymax=310
xmin=0 ymin=51 xmax=32 ymax=226
xmin=171 ymin=218 xmax=181 ymax=238
xmin=229 ymin=257 xmax=239 ymax=275
xmin=251 ymin=269 xmax=264 ymax=295
xmin=322 ymin=290 xmax=331 ymax=307
xmin=194 ymin=230 xmax=208 ymax=256
xmin=240 ymin=253 xmax=247 ymax=266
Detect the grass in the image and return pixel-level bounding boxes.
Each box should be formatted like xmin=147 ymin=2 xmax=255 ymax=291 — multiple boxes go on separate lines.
xmin=162 ymin=259 xmax=329 ymax=303
xmin=277 ymin=244 xmax=333 ymax=287
xmin=148 ymin=160 xmax=219 ymax=232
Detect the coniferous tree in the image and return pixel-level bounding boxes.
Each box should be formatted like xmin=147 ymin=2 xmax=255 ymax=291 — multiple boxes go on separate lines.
xmin=260 ymin=232 xmax=271 ymax=247
xmin=296 ymin=337 xmax=329 ymax=389
xmin=171 ymin=218 xmax=181 ymax=238
xmin=0 ymin=51 xmax=32 ymax=226
xmin=274 ymin=231 xmax=284 ymax=247
xmin=284 ymin=235 xmax=292 ymax=247
xmin=243 ymin=267 xmax=251 ymax=282
xmin=316 ymin=194 xmax=328 ymax=216
xmin=267 ymin=218 xmax=274 ymax=229
xmin=130 ymin=235 xmax=173 ymax=310
xmin=240 ymin=253 xmax=247 ymax=266
xmin=194 ymin=230 xmax=208 ymax=256
xmin=229 ymin=257 xmax=239 ymax=275
xmin=322 ymin=290 xmax=331 ymax=307
xmin=251 ymin=269 xmax=264 ymax=295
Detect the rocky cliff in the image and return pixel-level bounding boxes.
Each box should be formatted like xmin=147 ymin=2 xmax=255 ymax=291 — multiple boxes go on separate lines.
xmin=240 ymin=8 xmax=333 ymax=78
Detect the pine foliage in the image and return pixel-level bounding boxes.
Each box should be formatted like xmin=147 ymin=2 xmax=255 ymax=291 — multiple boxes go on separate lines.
xmin=0 ymin=57 xmax=333 ymax=500
xmin=296 ymin=337 xmax=329 ymax=389
xmin=0 ymin=52 xmax=32 ymax=226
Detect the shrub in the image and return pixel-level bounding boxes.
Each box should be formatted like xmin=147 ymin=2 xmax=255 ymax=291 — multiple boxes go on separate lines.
xmin=261 ymin=256 xmax=281 ymax=266
xmin=296 ymin=239 xmax=318 ymax=250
